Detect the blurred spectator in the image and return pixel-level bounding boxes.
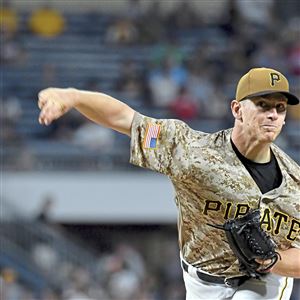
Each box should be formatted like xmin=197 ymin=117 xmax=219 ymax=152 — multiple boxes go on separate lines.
xmin=252 ymin=40 xmax=285 ymax=71
xmin=32 ymin=242 xmax=58 ymax=274
xmin=28 ymin=5 xmax=65 ymax=38
xmin=115 ymin=59 xmax=139 ymax=85
xmin=220 ymin=0 xmax=240 ymax=37
xmin=108 ymin=269 xmax=140 ymax=300
xmin=0 ymin=2 xmax=27 ymax=67
xmin=186 ymin=63 xmax=216 ymax=115
xmin=287 ymin=40 xmax=300 ymax=76
xmin=0 ymin=1 xmax=27 ymax=66
xmin=72 ymin=119 xmax=115 ymax=151
xmin=98 ymin=248 xmax=144 ymax=300
xmin=115 ymin=243 xmax=146 ymax=279
xmin=282 ymin=18 xmax=300 ymax=76
xmin=169 ymin=85 xmax=199 ymax=121
xmin=105 ymin=18 xmax=138 ymax=45
xmin=2 ymin=96 xmax=22 ymax=123
xmin=125 ymin=0 xmax=145 ymax=22
xmin=235 ymin=0 xmax=275 ymax=27
xmin=148 ymin=60 xmax=180 ymax=108
xmin=137 ymin=0 xmax=165 ymax=44
xmin=62 ymin=267 xmax=95 ymax=300
xmin=166 ymin=1 xmax=200 ymax=30
xmin=115 ymin=59 xmax=146 ymax=103
xmin=204 ymin=88 xmax=229 ymax=119
xmin=35 ymin=193 xmax=55 ymax=224
xmin=151 ymin=36 xmax=185 ymax=67
xmin=0 ymin=0 xmax=19 ymax=35
xmin=1 ymin=95 xmax=35 ymax=170
xmin=0 ymin=31 xmax=27 ymax=65
xmin=1 ymin=268 xmax=26 ymax=300
xmin=0 ymin=96 xmax=23 ymax=145
xmin=118 ymin=76 xmax=145 ymax=104
xmin=191 ymin=0 xmax=229 ymax=26
xmin=190 ymin=41 xmax=225 ymax=70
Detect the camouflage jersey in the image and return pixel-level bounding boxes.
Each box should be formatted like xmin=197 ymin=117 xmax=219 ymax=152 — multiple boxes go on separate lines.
xmin=130 ymin=113 xmax=300 ymax=278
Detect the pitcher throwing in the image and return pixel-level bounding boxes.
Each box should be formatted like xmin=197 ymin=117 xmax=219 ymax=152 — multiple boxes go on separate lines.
xmin=38 ymin=67 xmax=300 ymax=300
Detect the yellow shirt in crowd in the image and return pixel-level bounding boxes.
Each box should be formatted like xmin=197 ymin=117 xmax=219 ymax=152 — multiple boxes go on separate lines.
xmin=29 ymin=8 xmax=65 ymax=37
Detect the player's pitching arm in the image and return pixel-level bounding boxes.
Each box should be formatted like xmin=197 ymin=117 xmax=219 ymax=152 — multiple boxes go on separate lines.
xmin=38 ymin=88 xmax=135 ymax=136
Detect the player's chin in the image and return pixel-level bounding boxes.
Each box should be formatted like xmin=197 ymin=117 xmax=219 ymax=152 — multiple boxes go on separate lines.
xmin=261 ymin=131 xmax=279 ymax=143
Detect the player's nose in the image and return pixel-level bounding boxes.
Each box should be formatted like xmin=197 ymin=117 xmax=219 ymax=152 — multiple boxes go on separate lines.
xmin=266 ymin=107 xmax=279 ymax=121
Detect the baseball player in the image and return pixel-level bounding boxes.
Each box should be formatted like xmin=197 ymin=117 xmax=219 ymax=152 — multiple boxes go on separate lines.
xmin=38 ymin=67 xmax=300 ymax=300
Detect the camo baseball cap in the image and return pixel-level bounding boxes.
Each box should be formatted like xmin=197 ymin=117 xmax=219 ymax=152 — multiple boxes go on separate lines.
xmin=236 ymin=67 xmax=299 ymax=105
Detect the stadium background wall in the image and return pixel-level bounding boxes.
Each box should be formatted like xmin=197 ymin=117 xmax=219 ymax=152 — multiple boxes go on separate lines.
xmin=3 ymin=172 xmax=176 ymax=223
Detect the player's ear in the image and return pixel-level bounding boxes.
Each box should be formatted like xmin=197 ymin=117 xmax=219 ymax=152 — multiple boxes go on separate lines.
xmin=231 ymin=100 xmax=243 ymax=121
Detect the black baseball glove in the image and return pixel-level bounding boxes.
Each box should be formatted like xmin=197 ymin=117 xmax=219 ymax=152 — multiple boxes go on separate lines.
xmin=209 ymin=209 xmax=281 ymax=279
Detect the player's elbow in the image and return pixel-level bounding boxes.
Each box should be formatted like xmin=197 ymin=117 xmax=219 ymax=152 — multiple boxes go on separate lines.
xmin=108 ymin=106 xmax=135 ymax=136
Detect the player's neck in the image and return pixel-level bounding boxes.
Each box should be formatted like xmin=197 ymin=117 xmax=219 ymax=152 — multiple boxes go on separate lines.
xmin=231 ymin=130 xmax=271 ymax=163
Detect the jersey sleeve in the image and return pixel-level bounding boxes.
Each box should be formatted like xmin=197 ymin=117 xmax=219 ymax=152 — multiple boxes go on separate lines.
xmin=130 ymin=112 xmax=193 ymax=179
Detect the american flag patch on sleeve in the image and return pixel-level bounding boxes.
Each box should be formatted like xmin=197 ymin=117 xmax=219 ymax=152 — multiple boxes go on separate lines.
xmin=143 ymin=123 xmax=161 ymax=149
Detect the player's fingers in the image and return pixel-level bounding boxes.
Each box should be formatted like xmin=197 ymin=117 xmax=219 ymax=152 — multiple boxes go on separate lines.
xmin=38 ymin=89 xmax=50 ymax=109
xmin=38 ymin=97 xmax=46 ymax=110
xmin=39 ymin=101 xmax=56 ymax=125
xmin=38 ymin=88 xmax=72 ymax=125
xmin=255 ymin=258 xmax=272 ymax=265
xmin=39 ymin=99 xmax=67 ymax=125
xmin=38 ymin=109 xmax=51 ymax=126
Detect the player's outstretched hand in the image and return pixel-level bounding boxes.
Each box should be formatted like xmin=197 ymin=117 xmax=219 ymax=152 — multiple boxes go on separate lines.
xmin=38 ymin=88 xmax=77 ymax=126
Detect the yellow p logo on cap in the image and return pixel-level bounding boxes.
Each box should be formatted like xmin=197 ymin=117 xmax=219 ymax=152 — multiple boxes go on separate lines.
xmin=270 ymin=73 xmax=281 ymax=87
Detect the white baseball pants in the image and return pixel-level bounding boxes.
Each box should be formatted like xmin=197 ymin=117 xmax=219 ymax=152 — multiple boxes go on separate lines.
xmin=183 ymin=269 xmax=294 ymax=300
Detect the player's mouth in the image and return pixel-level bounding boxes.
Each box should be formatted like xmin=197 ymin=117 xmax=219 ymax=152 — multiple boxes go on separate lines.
xmin=261 ymin=124 xmax=278 ymax=129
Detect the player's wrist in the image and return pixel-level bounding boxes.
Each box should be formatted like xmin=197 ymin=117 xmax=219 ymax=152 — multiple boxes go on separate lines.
xmin=67 ymin=88 xmax=80 ymax=107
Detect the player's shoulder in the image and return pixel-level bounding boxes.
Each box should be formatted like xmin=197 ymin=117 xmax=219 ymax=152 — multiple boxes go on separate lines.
xmin=169 ymin=120 xmax=231 ymax=142
xmin=161 ymin=119 xmax=231 ymax=148
xmin=190 ymin=127 xmax=232 ymax=147
xmin=133 ymin=112 xmax=197 ymax=137
xmin=133 ymin=112 xmax=231 ymax=144
xmin=271 ymin=143 xmax=300 ymax=178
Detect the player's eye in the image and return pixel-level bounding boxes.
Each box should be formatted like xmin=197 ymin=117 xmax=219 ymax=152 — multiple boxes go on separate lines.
xmin=257 ymin=101 xmax=268 ymax=110
xmin=276 ymin=103 xmax=287 ymax=113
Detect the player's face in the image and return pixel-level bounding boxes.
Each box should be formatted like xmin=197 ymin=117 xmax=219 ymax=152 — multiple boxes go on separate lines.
xmin=241 ymin=94 xmax=287 ymax=143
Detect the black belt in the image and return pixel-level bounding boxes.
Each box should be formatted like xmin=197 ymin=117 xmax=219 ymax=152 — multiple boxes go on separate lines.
xmin=181 ymin=260 xmax=249 ymax=288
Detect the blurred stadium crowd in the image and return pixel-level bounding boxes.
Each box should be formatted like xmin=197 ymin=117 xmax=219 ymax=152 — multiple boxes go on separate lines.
xmin=2 ymin=0 xmax=300 ymax=171
xmin=1 ymin=195 xmax=183 ymax=299
xmin=1 ymin=0 xmax=300 ymax=299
